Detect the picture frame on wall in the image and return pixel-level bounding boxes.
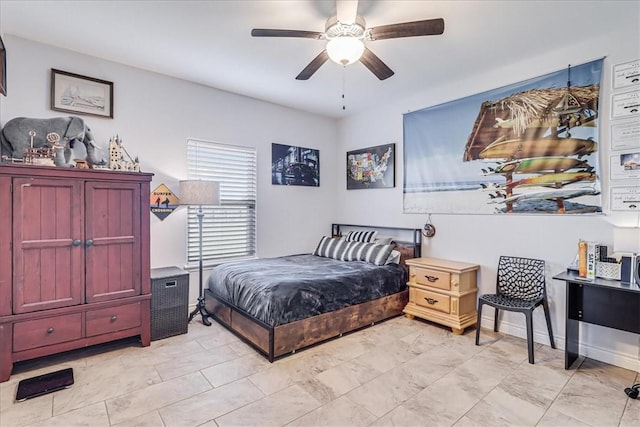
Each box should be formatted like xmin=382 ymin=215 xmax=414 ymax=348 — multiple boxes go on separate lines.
xmin=0 ymin=35 xmax=6 ymax=96
xmin=271 ymin=143 xmax=320 ymax=187
xmin=347 ymin=143 xmax=395 ymax=189
xmin=50 ymin=69 xmax=113 ymax=118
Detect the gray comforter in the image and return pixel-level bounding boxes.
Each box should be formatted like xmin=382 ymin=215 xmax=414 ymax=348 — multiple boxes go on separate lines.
xmin=207 ymin=254 xmax=407 ymax=326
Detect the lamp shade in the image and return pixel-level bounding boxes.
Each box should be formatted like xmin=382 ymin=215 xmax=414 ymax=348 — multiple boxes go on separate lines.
xmin=179 ymin=180 xmax=220 ymax=206
xmin=613 ymin=226 xmax=640 ymax=254
xmin=326 ymin=36 xmax=364 ymax=65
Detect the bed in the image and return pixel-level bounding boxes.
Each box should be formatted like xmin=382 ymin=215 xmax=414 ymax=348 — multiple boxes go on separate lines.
xmin=203 ymin=224 xmax=422 ymax=361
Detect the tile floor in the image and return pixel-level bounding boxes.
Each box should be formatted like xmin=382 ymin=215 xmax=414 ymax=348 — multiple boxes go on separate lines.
xmin=1 ymin=316 xmax=638 ymax=427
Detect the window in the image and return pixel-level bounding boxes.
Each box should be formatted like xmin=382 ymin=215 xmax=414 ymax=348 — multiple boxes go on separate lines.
xmin=186 ymin=139 xmax=257 ymax=264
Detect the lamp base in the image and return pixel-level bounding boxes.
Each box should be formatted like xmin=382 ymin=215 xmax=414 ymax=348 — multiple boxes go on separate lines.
xmin=188 ymin=296 xmax=212 ymax=326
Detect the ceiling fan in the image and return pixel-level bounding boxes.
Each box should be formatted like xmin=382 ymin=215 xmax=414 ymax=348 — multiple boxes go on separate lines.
xmin=251 ymin=0 xmax=444 ymax=81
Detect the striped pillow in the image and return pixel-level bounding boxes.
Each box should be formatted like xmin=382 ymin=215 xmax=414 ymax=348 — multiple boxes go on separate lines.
xmin=344 ymin=241 xmax=395 ymax=266
xmin=345 ymin=230 xmax=377 ymax=243
xmin=313 ymin=236 xmax=350 ymax=260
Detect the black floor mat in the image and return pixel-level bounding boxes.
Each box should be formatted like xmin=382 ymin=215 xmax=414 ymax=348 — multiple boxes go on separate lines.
xmin=15 ymin=367 xmax=74 ymax=401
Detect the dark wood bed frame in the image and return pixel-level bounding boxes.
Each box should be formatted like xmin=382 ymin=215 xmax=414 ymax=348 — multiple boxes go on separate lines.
xmin=203 ymin=224 xmax=422 ymax=362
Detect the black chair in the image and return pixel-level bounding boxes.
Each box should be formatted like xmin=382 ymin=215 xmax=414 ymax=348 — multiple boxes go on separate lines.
xmin=475 ymin=256 xmax=555 ymax=364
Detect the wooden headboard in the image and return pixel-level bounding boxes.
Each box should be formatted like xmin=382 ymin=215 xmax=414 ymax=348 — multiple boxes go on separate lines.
xmin=331 ymin=224 xmax=422 ymax=266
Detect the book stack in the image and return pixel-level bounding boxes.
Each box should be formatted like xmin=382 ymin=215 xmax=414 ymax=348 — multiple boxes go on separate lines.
xmin=578 ymin=240 xmax=597 ymax=280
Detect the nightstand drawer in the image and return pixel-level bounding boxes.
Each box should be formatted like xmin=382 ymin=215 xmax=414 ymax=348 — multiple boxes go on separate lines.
xmin=412 ymin=266 xmax=451 ymax=290
xmin=13 ymin=313 xmax=83 ymax=352
xmin=86 ymin=303 xmax=141 ymax=337
xmin=412 ymin=288 xmax=450 ymax=313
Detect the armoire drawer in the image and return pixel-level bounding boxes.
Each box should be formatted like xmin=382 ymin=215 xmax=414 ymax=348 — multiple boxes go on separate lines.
xmin=13 ymin=313 xmax=83 ymax=352
xmin=86 ymin=303 xmax=141 ymax=337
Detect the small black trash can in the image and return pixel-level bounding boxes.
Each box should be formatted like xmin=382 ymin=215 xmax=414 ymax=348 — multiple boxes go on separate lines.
xmin=150 ymin=267 xmax=189 ymax=341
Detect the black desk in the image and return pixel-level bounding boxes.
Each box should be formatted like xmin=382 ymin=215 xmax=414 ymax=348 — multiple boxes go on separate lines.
xmin=553 ymin=271 xmax=640 ymax=369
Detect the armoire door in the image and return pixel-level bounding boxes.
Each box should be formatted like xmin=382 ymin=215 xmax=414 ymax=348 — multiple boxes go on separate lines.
xmin=12 ymin=178 xmax=84 ymax=313
xmin=84 ymin=181 xmax=141 ymax=302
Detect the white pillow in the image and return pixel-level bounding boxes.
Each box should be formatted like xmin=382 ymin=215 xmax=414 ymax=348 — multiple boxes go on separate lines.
xmin=385 ymin=250 xmax=401 ymax=265
xmin=374 ymin=235 xmax=394 ymax=245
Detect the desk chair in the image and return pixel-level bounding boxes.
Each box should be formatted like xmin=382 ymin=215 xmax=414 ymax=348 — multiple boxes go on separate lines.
xmin=475 ymin=256 xmax=555 ymax=364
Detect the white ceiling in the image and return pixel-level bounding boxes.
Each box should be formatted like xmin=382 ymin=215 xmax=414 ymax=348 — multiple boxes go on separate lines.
xmin=0 ymin=1 xmax=636 ymax=119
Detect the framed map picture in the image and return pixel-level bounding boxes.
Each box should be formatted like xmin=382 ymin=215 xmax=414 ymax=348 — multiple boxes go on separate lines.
xmin=347 ymin=143 xmax=395 ymax=189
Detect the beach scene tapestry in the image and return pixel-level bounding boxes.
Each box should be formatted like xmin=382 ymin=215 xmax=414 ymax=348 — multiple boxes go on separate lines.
xmin=404 ymin=59 xmax=603 ymax=214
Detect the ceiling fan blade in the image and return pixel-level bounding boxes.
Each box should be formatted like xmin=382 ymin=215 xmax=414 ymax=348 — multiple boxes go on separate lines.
xmin=336 ymin=0 xmax=358 ymax=24
xmin=368 ymin=18 xmax=445 ymax=40
xmin=251 ymin=29 xmax=323 ymax=39
xmin=359 ymin=48 xmax=394 ymax=80
xmin=296 ymin=50 xmax=330 ymax=80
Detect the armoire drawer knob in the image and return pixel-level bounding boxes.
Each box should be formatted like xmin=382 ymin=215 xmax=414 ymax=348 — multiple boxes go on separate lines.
xmin=47 ymin=327 xmax=54 ymax=334
xmin=110 ymin=315 xmax=117 ymax=322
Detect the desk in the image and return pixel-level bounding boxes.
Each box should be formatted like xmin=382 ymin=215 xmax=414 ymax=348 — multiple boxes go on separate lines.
xmin=553 ymin=271 xmax=640 ymax=369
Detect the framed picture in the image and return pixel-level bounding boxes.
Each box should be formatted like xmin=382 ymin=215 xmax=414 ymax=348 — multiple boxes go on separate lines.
xmin=611 ymin=89 xmax=640 ymax=120
xmin=347 ymin=143 xmax=395 ymax=189
xmin=612 ymin=59 xmax=640 ymax=90
xmin=271 ymin=143 xmax=320 ymax=186
xmin=50 ymin=69 xmax=113 ymax=118
xmin=0 ymin=35 xmax=6 ymax=96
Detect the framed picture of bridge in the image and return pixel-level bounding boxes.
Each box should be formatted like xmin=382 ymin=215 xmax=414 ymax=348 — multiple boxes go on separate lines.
xmin=50 ymin=68 xmax=114 ymax=118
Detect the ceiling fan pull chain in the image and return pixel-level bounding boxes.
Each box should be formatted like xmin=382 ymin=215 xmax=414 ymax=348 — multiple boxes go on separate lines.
xmin=342 ymin=66 xmax=346 ymax=110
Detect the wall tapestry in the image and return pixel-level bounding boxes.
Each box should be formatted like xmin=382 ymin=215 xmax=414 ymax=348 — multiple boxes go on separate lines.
xmin=404 ymin=59 xmax=603 ymax=214
xmin=347 ymin=143 xmax=395 ymax=189
xmin=271 ymin=143 xmax=319 ymax=187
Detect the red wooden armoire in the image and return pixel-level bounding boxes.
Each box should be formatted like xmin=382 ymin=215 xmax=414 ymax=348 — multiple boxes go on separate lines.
xmin=0 ymin=164 xmax=152 ymax=382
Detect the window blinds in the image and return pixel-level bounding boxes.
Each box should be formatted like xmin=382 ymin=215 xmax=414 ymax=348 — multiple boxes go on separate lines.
xmin=186 ymin=139 xmax=257 ymax=264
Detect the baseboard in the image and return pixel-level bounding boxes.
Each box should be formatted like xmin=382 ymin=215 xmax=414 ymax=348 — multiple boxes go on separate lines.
xmin=479 ymin=314 xmax=640 ymax=373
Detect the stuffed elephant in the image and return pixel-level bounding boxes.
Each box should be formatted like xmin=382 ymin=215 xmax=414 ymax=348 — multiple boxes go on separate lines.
xmin=0 ymin=116 xmax=105 ymax=167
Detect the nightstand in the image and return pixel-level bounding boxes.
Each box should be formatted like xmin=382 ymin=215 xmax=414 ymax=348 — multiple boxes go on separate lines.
xmin=403 ymin=257 xmax=479 ymax=334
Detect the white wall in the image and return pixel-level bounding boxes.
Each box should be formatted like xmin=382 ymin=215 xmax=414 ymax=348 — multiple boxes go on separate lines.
xmin=335 ymin=16 xmax=640 ymax=371
xmin=0 ymin=35 xmax=338 ymax=305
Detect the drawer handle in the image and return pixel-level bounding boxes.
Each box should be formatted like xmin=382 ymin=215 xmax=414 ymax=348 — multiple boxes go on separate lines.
xmin=47 ymin=327 xmax=54 ymax=334
xmin=110 ymin=315 xmax=117 ymax=322
xmin=424 ymin=297 xmax=439 ymax=305
xmin=425 ymin=275 xmax=439 ymax=282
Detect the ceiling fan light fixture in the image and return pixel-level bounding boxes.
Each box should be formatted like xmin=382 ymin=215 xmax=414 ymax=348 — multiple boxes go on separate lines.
xmin=326 ymin=36 xmax=364 ymax=66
